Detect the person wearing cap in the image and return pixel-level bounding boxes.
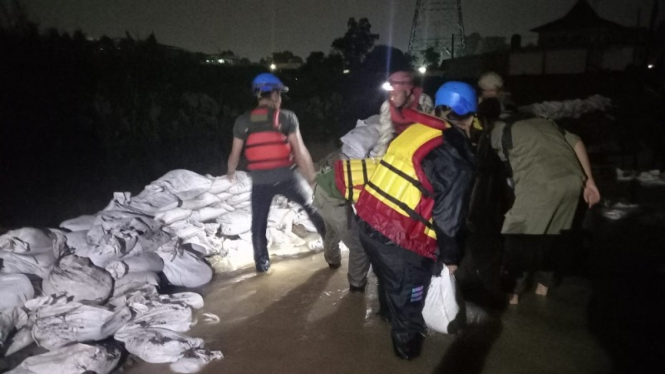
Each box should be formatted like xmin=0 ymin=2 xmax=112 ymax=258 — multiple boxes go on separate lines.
xmin=372 ymin=71 xmax=434 ymax=158
xmin=355 ymin=81 xmax=477 ymax=360
xmin=226 ymin=73 xmax=326 ymax=273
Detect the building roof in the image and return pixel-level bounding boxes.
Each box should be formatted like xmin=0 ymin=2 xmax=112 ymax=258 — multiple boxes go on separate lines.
xmin=531 ymin=0 xmax=626 ymax=33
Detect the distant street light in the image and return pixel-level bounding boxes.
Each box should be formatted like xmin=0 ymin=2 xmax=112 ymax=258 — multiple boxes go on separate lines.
xmin=418 ymin=66 xmax=427 ymax=74
xmin=343 ymin=69 xmax=350 ymax=74
xmin=648 ymin=64 xmax=654 ymax=69
xmin=270 ymin=63 xmax=277 ymax=71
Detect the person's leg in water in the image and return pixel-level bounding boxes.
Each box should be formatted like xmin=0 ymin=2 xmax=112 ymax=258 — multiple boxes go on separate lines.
xmin=251 ymin=183 xmax=277 ymax=272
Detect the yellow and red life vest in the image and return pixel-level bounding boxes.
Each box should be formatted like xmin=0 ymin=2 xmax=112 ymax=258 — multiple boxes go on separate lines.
xmin=244 ymin=107 xmax=293 ymax=171
xmin=334 ymin=158 xmax=380 ymax=203
xmin=355 ymin=108 xmax=449 ymax=259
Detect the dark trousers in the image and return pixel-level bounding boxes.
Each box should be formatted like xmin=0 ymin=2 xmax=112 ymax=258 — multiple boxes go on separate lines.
xmin=502 ymin=234 xmax=557 ymax=294
xmin=251 ymin=177 xmax=326 ymax=271
xmin=359 ymin=226 xmax=435 ymax=359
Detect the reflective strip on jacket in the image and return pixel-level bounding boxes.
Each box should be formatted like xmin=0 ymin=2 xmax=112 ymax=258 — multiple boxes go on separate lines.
xmin=244 ymin=107 xmax=293 ymax=170
xmin=355 ymin=109 xmax=449 ymax=259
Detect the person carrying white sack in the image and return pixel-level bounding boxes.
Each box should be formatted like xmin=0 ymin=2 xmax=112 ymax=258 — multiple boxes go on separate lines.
xmin=226 ymin=73 xmax=326 ymax=273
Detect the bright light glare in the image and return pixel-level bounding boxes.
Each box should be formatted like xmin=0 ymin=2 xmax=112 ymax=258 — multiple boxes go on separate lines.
xmin=648 ymin=64 xmax=654 ymax=69
xmin=269 ymin=63 xmax=277 ymax=71
xmin=418 ymin=66 xmax=427 ymax=74
xmin=381 ymin=81 xmax=394 ymax=91
xmin=343 ymin=69 xmax=350 ymax=74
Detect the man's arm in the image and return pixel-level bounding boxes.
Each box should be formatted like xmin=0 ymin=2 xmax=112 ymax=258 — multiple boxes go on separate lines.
xmin=226 ymin=137 xmax=244 ymax=181
xmin=572 ymin=139 xmax=601 ymax=207
xmin=288 ymin=129 xmax=316 ymax=185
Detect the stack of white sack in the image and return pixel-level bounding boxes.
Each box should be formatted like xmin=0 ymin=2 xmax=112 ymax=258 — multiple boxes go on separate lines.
xmin=519 ymin=94 xmax=612 ymax=120
xmin=1 ymin=168 xmax=323 ymax=373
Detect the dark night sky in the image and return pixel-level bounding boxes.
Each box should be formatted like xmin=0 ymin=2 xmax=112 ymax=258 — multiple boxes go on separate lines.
xmin=23 ymin=0 xmax=662 ymax=60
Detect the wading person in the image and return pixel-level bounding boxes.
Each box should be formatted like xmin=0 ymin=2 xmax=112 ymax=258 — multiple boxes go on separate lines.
xmin=356 ymin=82 xmax=477 ymax=359
xmin=491 ymin=111 xmax=600 ymax=304
xmin=226 ymin=73 xmax=326 ymax=273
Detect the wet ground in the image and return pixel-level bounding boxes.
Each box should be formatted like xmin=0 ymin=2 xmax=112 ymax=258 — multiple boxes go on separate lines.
xmin=122 ymin=178 xmax=665 ymax=374
xmin=123 ymin=250 xmax=612 ymax=374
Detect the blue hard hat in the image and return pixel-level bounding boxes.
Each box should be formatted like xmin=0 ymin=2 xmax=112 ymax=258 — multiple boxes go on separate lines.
xmin=252 ymin=73 xmax=289 ymax=93
xmin=434 ymin=81 xmax=477 ymax=115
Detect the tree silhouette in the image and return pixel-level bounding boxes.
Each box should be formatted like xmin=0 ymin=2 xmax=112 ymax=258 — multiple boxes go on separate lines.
xmin=331 ymin=17 xmax=379 ymax=70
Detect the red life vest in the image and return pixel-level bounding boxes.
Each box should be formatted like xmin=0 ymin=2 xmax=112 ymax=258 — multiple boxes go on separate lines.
xmin=244 ymin=107 xmax=293 ymax=171
xmin=355 ymin=108 xmax=449 ymax=259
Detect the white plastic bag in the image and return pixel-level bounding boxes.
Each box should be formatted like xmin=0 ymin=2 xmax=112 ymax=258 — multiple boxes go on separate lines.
xmin=422 ymin=266 xmax=460 ymax=334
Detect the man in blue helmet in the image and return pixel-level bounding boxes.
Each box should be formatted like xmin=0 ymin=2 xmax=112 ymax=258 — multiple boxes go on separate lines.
xmin=354 ymin=81 xmax=477 ymax=359
xmin=226 ymin=73 xmax=326 ymax=273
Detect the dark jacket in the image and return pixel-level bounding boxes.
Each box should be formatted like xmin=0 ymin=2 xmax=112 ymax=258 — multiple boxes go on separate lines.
xmin=360 ymin=127 xmax=475 ymax=265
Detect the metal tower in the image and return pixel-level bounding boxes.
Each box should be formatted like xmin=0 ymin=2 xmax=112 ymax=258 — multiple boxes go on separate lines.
xmin=408 ymin=0 xmax=466 ymax=62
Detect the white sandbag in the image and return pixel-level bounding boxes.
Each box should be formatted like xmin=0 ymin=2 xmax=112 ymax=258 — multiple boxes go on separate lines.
xmin=233 ymin=200 xmax=251 ymax=209
xmin=0 ymin=228 xmax=54 ymax=254
xmin=190 ymin=204 xmax=231 ymax=222
xmin=207 ymin=175 xmax=233 ymax=194
xmin=114 ymin=327 xmax=205 ymax=364
xmin=227 ymin=172 xmax=252 ymax=195
xmin=64 ymin=230 xmax=91 ymax=254
xmin=1 ymin=308 xmax=25 ymax=347
xmin=180 ymin=193 xmax=220 ymax=211
xmin=105 ymin=252 xmax=164 ymax=279
xmin=4 ymin=324 xmax=34 ymax=356
xmin=59 ymin=214 xmax=96 ymax=232
xmin=340 ymin=121 xmax=381 ymax=159
xmin=267 ymin=207 xmax=290 ymax=229
xmin=32 ymin=302 xmax=131 ymax=350
xmin=0 ymin=274 xmax=35 ymax=310
xmin=76 ymin=235 xmax=124 ymax=267
xmin=226 ymin=191 xmax=251 ymax=206
xmin=422 ymin=266 xmax=460 ymax=334
xmin=184 ymin=234 xmax=224 ymax=257
xmin=102 ymin=191 xmax=132 ymax=212
xmin=113 ymin=271 xmax=161 ymax=297
xmin=0 ymin=250 xmax=55 ymax=279
xmin=6 ymin=343 xmax=122 ymax=374
xmin=108 ymin=284 xmax=159 ymax=309
xmin=158 ymin=241 xmax=212 ymax=288
xmin=155 ymin=208 xmax=193 ymax=225
xmin=170 ymin=350 xmax=224 ymax=373
xmin=117 ymin=301 xmax=194 ymax=334
xmin=127 ymin=185 xmax=180 ymax=215
xmin=214 ymin=192 xmax=233 ymax=202
xmin=216 ymin=210 xmax=252 ymax=236
xmin=165 ymin=219 xmax=207 ymax=240
xmin=42 ymin=255 xmax=113 ymax=304
xmin=158 ymin=292 xmax=204 ymax=309
xmin=154 ymin=170 xmax=212 ymax=201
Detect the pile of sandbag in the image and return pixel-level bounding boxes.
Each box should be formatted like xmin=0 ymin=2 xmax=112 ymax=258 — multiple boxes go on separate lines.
xmin=1 ymin=168 xmax=323 ymax=373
